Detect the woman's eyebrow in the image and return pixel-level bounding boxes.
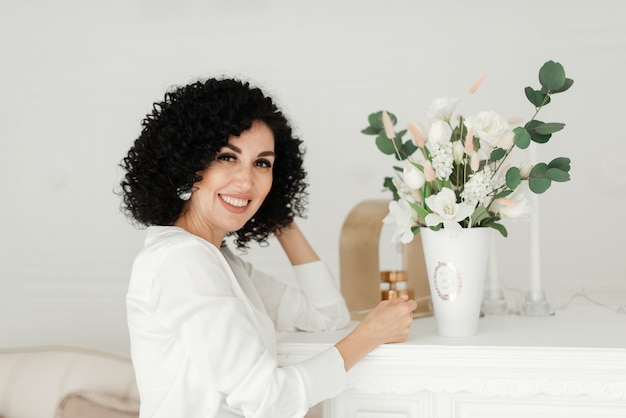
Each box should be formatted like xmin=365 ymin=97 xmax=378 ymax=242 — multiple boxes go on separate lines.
xmin=224 ymin=143 xmax=275 ymax=157
xmin=224 ymin=143 xmax=241 ymax=153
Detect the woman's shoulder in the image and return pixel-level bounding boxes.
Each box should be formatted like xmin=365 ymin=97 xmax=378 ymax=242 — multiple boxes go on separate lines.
xmin=141 ymin=226 xmax=221 ymax=262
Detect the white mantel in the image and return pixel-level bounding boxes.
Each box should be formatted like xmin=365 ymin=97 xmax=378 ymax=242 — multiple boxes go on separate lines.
xmin=277 ymin=305 xmax=626 ymax=418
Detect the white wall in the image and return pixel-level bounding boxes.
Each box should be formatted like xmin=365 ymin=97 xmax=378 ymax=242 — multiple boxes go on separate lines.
xmin=1 ymin=0 xmax=625 ymax=355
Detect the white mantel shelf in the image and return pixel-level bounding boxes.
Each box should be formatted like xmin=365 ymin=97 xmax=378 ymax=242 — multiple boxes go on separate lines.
xmin=277 ymin=305 xmax=626 ymax=418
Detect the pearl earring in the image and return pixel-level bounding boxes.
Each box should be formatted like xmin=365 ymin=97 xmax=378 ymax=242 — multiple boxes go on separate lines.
xmin=176 ymin=186 xmax=192 ymax=201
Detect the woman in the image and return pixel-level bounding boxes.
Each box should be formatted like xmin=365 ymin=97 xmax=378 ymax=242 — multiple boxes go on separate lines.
xmin=119 ymin=78 xmax=417 ymax=417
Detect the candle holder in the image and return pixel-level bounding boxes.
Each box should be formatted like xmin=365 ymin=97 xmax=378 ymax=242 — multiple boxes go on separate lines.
xmin=481 ymin=292 xmax=508 ymax=315
xmin=481 ymin=235 xmax=508 ymax=315
xmin=521 ymin=290 xmax=554 ymax=317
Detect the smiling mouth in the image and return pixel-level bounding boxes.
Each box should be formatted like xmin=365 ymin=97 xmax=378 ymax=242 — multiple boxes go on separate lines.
xmin=220 ymin=195 xmax=249 ymax=208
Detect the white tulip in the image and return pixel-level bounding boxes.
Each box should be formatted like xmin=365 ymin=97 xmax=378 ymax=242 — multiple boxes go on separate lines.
xmin=403 ymin=163 xmax=425 ymax=190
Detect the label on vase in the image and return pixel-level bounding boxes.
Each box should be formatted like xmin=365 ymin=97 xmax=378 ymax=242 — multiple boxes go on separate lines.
xmin=433 ymin=261 xmax=462 ymax=301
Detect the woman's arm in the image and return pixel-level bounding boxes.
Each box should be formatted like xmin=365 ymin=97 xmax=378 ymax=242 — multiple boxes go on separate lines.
xmin=275 ymin=222 xmax=418 ymax=370
xmin=334 ymin=296 xmax=417 ymax=370
xmin=274 ymin=222 xmax=320 ymax=266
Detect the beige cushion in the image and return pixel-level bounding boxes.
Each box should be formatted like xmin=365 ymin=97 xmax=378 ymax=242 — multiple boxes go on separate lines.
xmin=0 ymin=346 xmax=138 ymax=418
xmin=55 ymin=391 xmax=139 ymax=418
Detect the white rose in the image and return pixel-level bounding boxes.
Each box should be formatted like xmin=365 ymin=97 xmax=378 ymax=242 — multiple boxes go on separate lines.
xmin=465 ymin=110 xmax=509 ymax=147
xmin=427 ymin=97 xmax=459 ymax=122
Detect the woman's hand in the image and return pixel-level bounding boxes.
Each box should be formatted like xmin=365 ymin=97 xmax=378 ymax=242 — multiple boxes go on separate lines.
xmin=274 ymin=222 xmax=320 ymax=266
xmin=334 ymin=296 xmax=417 ymax=371
xmin=359 ymin=296 xmax=417 ymax=344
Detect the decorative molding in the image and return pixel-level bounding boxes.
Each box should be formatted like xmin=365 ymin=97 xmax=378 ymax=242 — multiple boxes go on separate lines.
xmin=346 ymin=374 xmax=626 ymax=400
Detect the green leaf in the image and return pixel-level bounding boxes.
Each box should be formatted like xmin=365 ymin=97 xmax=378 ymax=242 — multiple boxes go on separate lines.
xmin=530 ymin=162 xmax=548 ymax=177
xmin=470 ymin=206 xmax=492 ymax=225
xmin=548 ymin=157 xmax=571 ymax=172
xmin=493 ymin=189 xmax=513 ymax=199
xmin=368 ymin=111 xmax=397 ymax=130
xmin=490 ymin=147 xmax=506 ymax=161
xmin=400 ymin=140 xmax=418 ymax=159
xmin=534 ymin=122 xmax=565 ymax=135
xmin=545 ymin=168 xmax=570 ymax=182
xmin=505 ymin=167 xmax=521 ymax=190
xmin=553 ymin=78 xmax=574 ymax=93
xmin=539 ymin=60 xmax=566 ymax=92
xmin=513 ymin=127 xmax=531 ymax=149
xmin=524 ymin=87 xmax=551 ymax=107
xmin=361 ymin=126 xmax=380 ymax=135
xmin=375 ymin=133 xmax=397 ymax=155
xmin=382 ymin=176 xmax=400 ymax=201
xmin=526 ymin=120 xmax=551 ymax=144
xmin=529 ymin=176 xmax=551 ymax=194
xmin=408 ymin=201 xmax=430 ymax=221
xmin=489 ymin=222 xmax=508 ymax=237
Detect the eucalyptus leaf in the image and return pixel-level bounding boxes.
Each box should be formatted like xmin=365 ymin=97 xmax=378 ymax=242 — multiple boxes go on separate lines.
xmin=539 ymin=60 xmax=566 ymax=92
xmin=513 ymin=127 xmax=531 ymax=149
xmin=526 ymin=120 xmax=551 ymax=143
xmin=375 ymin=133 xmax=397 ymax=155
xmin=530 ymin=162 xmax=548 ymax=177
xmin=400 ymin=140 xmax=418 ymax=159
xmin=534 ymin=122 xmax=565 ymax=135
xmin=548 ymin=157 xmax=571 ymax=172
xmin=490 ymin=148 xmax=506 ymax=161
xmin=524 ymin=87 xmax=551 ymax=107
xmin=361 ymin=126 xmax=380 ymax=135
xmin=505 ymin=167 xmax=521 ymax=190
xmin=545 ymin=167 xmax=570 ymax=182
xmin=368 ymin=111 xmax=398 ymax=130
xmin=529 ymin=177 xmax=551 ymax=194
xmin=493 ymin=189 xmax=513 ymax=199
xmin=552 ymin=78 xmax=574 ymax=93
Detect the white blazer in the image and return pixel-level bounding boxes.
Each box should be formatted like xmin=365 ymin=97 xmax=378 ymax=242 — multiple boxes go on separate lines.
xmin=126 ymin=226 xmax=350 ymax=418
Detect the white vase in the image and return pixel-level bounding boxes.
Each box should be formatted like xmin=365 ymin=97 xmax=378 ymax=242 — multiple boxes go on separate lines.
xmin=419 ymin=227 xmax=492 ymax=337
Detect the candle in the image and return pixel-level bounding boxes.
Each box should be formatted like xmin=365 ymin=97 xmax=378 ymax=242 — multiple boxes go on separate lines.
xmin=528 ymin=146 xmax=541 ymax=299
xmin=488 ymin=235 xmax=500 ymax=300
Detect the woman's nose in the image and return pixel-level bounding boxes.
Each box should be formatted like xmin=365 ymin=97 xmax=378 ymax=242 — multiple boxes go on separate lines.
xmin=234 ymin=164 xmax=253 ymax=187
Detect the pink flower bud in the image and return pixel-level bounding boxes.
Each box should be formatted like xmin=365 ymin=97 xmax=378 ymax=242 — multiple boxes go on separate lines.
xmin=469 ymin=72 xmax=487 ymax=94
xmin=424 ymin=161 xmax=436 ymax=181
xmin=470 ymin=151 xmax=480 ymax=171
xmin=408 ymin=123 xmax=425 ymax=148
xmin=507 ymin=117 xmax=524 ymax=125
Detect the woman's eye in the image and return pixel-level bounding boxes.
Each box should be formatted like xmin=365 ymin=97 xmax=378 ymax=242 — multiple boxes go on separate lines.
xmin=256 ymin=159 xmax=273 ymax=168
xmin=216 ymin=153 xmax=236 ymax=162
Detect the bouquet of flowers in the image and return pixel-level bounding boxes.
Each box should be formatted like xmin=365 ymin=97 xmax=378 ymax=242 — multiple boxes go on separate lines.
xmin=362 ymin=60 xmax=573 ymax=243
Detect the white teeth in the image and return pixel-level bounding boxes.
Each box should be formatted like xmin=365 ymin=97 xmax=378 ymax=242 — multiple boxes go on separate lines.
xmin=221 ymin=195 xmax=248 ymax=207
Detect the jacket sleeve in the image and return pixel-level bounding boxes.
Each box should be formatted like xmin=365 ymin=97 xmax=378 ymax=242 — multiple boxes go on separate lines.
xmin=224 ymin=249 xmax=351 ymax=332
xmin=149 ymin=241 xmax=347 ymax=417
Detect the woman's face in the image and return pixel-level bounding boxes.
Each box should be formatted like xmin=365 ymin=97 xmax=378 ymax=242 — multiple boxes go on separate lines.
xmin=181 ymin=121 xmax=275 ymax=243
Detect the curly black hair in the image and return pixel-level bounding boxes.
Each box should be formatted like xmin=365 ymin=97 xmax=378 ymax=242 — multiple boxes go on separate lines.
xmin=119 ymin=77 xmax=308 ymax=249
